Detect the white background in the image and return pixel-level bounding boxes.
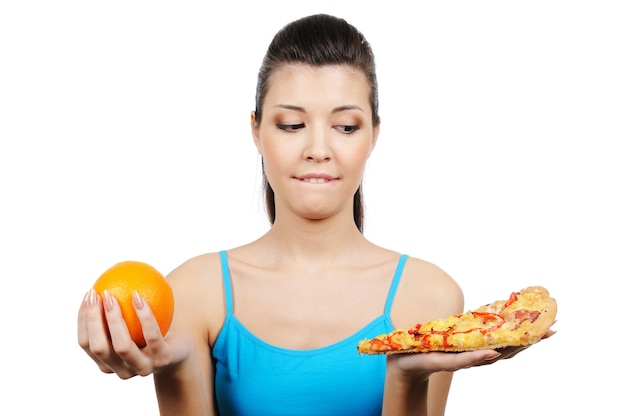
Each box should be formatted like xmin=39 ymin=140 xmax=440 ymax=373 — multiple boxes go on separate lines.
xmin=1 ymin=1 xmax=624 ymax=414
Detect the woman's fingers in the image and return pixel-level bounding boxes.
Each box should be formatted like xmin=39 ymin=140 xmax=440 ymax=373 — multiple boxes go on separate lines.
xmin=77 ymin=289 xmax=143 ymax=378
xmin=130 ymin=292 xmax=172 ymax=369
xmin=77 ymin=290 xmax=95 ymax=351
xmin=77 ymin=289 xmax=125 ymax=374
xmin=390 ymin=349 xmax=501 ymax=373
xmin=79 ymin=289 xmax=113 ymax=362
xmin=78 ymin=289 xmax=173 ymax=379
xmin=131 ymin=291 xmax=166 ymax=349
xmin=543 ymin=329 xmax=556 ymax=339
xmin=101 ymin=290 xmax=163 ymax=377
xmin=78 ymin=290 xmax=113 ymax=373
xmin=390 ymin=338 xmax=553 ymax=375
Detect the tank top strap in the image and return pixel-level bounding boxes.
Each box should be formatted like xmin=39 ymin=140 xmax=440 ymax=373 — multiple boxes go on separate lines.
xmin=219 ymin=250 xmax=233 ymax=316
xmin=383 ymin=254 xmax=408 ymax=315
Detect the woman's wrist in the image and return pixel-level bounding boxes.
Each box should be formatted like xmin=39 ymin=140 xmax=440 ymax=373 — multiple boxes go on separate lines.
xmin=382 ymin=356 xmax=431 ymax=415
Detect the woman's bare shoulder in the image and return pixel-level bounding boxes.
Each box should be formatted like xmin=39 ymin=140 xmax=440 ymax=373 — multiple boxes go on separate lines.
xmin=391 ymin=255 xmax=464 ymax=329
xmin=165 ymin=251 xmax=226 ymax=343
xmin=167 ymin=251 xmax=222 ymax=282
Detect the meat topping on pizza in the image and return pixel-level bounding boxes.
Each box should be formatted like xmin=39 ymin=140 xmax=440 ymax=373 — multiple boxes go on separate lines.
xmin=357 ymin=286 xmax=557 ymax=354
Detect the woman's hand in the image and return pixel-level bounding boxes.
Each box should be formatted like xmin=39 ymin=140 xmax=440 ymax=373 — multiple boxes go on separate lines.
xmin=77 ymin=288 xmax=193 ymax=380
xmin=388 ymin=349 xmax=500 ymax=377
xmin=382 ymin=337 xmax=554 ymax=416
xmin=388 ymin=329 xmax=555 ymax=376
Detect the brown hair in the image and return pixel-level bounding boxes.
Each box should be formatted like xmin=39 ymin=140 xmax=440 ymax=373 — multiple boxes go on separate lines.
xmin=254 ymin=14 xmax=380 ymax=232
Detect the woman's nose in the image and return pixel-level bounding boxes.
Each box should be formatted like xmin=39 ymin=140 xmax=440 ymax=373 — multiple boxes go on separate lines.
xmin=303 ymin=127 xmax=331 ymax=162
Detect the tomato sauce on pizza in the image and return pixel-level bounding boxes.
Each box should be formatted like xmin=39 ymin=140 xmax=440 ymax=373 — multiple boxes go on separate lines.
xmin=357 ymin=286 xmax=557 ymax=354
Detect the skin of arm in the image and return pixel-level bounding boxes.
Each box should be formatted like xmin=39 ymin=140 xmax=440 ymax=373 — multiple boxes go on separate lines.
xmin=380 ymin=257 xmax=515 ymax=415
xmin=381 ymin=257 xmax=463 ymax=416
xmin=153 ymin=254 xmax=222 ymax=415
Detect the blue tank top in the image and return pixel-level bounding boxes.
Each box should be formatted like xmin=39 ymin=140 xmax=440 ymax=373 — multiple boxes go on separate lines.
xmin=213 ymin=251 xmax=408 ymax=416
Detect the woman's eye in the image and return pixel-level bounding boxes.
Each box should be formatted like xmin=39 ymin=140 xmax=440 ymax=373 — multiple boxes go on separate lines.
xmin=277 ymin=123 xmax=305 ymax=132
xmin=336 ymin=125 xmax=360 ymax=134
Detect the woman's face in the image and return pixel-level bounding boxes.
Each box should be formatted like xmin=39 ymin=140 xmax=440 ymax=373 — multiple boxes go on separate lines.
xmin=252 ymin=63 xmax=379 ymax=224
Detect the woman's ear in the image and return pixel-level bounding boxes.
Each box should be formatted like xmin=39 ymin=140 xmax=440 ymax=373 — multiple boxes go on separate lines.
xmin=251 ymin=111 xmax=262 ymax=154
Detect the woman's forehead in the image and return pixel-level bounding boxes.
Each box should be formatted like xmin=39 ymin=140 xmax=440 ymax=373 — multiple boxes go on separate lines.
xmin=264 ymin=63 xmax=371 ymax=107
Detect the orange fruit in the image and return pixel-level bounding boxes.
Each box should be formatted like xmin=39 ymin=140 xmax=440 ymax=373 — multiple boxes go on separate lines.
xmin=93 ymin=260 xmax=174 ymax=347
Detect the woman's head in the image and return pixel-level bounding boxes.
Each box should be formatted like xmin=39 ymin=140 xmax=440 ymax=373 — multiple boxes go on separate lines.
xmin=254 ymin=14 xmax=380 ymax=232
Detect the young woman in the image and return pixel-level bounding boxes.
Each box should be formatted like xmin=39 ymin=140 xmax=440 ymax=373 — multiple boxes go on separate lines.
xmin=78 ymin=14 xmax=529 ymax=415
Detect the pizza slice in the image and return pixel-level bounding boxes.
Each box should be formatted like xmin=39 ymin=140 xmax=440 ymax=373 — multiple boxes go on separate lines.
xmin=357 ymin=285 xmax=557 ymax=355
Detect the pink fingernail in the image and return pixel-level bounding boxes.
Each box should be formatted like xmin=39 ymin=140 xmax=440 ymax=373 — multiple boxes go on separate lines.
xmin=84 ymin=288 xmax=97 ymax=307
xmin=103 ymin=290 xmax=115 ymax=312
xmin=82 ymin=290 xmax=91 ymax=305
xmin=132 ymin=291 xmax=144 ymax=310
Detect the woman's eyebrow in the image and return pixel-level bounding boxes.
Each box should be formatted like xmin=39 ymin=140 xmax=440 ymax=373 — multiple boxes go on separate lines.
xmin=332 ymin=105 xmax=364 ymax=113
xmin=272 ymin=104 xmax=305 ymax=112
xmin=271 ymin=104 xmax=364 ymax=113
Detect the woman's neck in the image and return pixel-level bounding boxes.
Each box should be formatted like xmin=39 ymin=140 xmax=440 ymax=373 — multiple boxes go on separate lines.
xmin=255 ymin=214 xmax=370 ymax=267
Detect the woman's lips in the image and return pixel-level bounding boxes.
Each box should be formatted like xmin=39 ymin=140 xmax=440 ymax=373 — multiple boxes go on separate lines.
xmin=302 ymin=177 xmax=330 ymax=184
xmin=296 ymin=174 xmax=337 ymax=184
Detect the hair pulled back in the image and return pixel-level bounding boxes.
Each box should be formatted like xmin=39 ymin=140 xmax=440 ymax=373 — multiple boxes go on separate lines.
xmin=254 ymin=14 xmax=380 ymax=233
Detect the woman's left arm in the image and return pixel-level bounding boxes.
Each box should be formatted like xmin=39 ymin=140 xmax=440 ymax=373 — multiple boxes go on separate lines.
xmin=381 ymin=257 xmax=466 ymax=415
xmin=381 ymin=348 xmax=502 ymax=416
xmin=381 ymin=256 xmax=544 ymax=415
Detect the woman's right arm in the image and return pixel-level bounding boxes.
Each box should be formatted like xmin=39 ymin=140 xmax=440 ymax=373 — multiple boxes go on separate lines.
xmin=153 ymin=257 xmax=219 ymax=415
xmin=153 ymin=332 xmax=213 ymax=415
xmin=77 ymin=255 xmax=219 ymax=415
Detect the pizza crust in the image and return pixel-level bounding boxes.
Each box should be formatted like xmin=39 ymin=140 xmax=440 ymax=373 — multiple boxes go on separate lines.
xmin=357 ymin=285 xmax=557 ymax=355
